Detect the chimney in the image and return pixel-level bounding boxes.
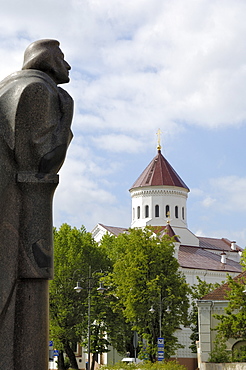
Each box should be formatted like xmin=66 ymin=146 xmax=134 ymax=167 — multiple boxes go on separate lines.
xmin=231 ymin=241 xmax=236 ymax=250
xmin=221 ymin=252 xmax=226 ymax=264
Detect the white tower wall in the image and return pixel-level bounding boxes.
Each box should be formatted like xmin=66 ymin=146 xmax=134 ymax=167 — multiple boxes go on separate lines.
xmin=130 ymin=185 xmax=189 ymax=229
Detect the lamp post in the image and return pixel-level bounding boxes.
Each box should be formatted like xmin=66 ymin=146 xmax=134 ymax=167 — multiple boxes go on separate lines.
xmin=149 ymin=293 xmax=170 ymax=361
xmin=74 ymin=266 xmax=106 ymax=370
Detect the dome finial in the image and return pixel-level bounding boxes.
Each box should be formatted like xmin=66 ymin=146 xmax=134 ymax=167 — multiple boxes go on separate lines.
xmin=156 ymin=128 xmax=162 ymax=151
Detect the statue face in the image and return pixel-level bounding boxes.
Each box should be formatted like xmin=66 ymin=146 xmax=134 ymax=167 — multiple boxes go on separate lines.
xmin=51 ymin=47 xmax=71 ymax=85
xmin=22 ymin=40 xmax=72 ymax=85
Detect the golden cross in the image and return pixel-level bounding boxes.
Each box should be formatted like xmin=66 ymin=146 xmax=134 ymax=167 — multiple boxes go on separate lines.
xmin=156 ymin=128 xmax=162 ymax=150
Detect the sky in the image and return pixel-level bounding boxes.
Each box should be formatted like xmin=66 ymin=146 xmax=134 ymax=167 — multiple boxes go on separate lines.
xmin=1 ymin=0 xmax=246 ymax=247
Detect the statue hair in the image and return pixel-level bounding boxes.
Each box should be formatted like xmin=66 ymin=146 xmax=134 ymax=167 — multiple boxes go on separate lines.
xmin=22 ymin=39 xmax=60 ymax=74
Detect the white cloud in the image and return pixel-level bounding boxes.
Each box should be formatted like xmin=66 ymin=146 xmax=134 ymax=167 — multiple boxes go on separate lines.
xmin=2 ymin=0 xmax=246 ymax=133
xmin=201 ymin=196 xmax=216 ymax=208
xmin=210 ymin=176 xmax=246 ymax=211
xmin=92 ymin=134 xmax=143 ymax=153
xmin=1 ymin=0 xmax=246 ymax=244
xmin=191 ymin=176 xmax=246 ymax=213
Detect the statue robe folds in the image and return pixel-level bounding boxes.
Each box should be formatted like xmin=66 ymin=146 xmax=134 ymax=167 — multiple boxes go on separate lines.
xmin=0 ymin=69 xmax=73 ymax=369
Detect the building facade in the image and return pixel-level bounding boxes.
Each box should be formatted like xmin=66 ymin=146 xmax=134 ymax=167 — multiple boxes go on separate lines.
xmin=197 ymin=271 xmax=246 ymax=369
xmin=92 ymin=147 xmax=243 ymax=370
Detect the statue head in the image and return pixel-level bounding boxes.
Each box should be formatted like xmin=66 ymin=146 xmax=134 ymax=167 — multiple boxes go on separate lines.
xmin=22 ymin=39 xmax=71 ymax=85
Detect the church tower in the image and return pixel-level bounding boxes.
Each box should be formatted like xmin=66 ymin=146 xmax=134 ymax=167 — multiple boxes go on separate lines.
xmin=129 ymin=130 xmax=199 ymax=246
xmin=129 ymin=149 xmax=189 ymax=228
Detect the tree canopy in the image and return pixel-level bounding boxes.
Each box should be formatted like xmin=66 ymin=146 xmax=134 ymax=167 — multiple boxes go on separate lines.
xmin=49 ymin=224 xmax=111 ymax=370
xmin=214 ymin=274 xmax=246 ymax=340
xmin=213 ymin=247 xmax=246 ymax=341
xmin=100 ymin=227 xmax=190 ymax=361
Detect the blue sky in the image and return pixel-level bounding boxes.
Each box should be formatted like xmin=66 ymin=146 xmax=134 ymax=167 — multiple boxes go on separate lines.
xmin=1 ymin=0 xmax=246 ymax=247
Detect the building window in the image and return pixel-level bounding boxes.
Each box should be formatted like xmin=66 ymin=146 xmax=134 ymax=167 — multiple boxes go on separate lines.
xmin=182 ymin=207 xmax=185 ymax=220
xmin=133 ymin=208 xmax=135 ymax=220
xmin=165 ymin=205 xmax=170 ymax=218
xmin=145 ymin=205 xmax=149 ymax=218
xmin=175 ymin=206 xmax=178 ymax=218
xmin=137 ymin=206 xmax=140 ymax=219
xmin=155 ymin=205 xmax=159 ymax=217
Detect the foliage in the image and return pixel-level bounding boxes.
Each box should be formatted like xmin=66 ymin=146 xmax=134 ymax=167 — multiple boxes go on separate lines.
xmin=49 ymin=224 xmax=111 ymax=370
xmin=232 ymin=345 xmax=246 ymax=362
xmin=100 ymin=227 xmax=190 ymax=362
xmin=101 ymin=360 xmax=187 ymax=370
xmin=208 ymin=334 xmax=231 ymax=363
xmin=189 ymin=276 xmax=220 ymax=352
xmin=214 ymin=274 xmax=246 ymax=340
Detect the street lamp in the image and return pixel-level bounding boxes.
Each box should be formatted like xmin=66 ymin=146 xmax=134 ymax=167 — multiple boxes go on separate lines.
xmin=149 ymin=294 xmax=170 ymax=338
xmin=74 ymin=266 xmax=106 ymax=370
xmin=149 ymin=293 xmax=170 ymax=362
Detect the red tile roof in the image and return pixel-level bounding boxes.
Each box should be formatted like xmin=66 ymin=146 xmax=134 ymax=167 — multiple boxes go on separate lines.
xmin=179 ymin=245 xmax=242 ymax=273
xmin=201 ymin=270 xmax=246 ymax=301
xmin=159 ymin=224 xmax=180 ymax=242
xmin=130 ymin=150 xmax=189 ymax=191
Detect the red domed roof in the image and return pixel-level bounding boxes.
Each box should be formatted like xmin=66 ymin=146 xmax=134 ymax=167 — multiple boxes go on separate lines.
xmin=130 ymin=149 xmax=189 ymax=191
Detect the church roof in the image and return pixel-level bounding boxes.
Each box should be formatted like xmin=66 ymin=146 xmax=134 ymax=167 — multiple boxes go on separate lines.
xmin=200 ymin=270 xmax=246 ymax=301
xmin=130 ymin=149 xmax=189 ymax=191
xmin=94 ymin=223 xmax=242 ymax=274
xmin=198 ymin=236 xmax=243 ymax=252
xmin=178 ymin=245 xmax=242 ymax=273
xmin=97 ymin=223 xmax=128 ymax=236
xmin=157 ymin=224 xmax=180 ymax=242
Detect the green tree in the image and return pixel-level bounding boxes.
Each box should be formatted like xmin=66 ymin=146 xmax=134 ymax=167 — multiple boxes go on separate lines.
xmin=189 ymin=277 xmax=220 ymax=352
xmin=214 ymin=274 xmax=246 ymax=341
xmin=49 ymin=224 xmax=111 ymax=370
xmin=208 ymin=334 xmax=231 ymax=363
xmin=100 ymin=227 xmax=190 ymax=362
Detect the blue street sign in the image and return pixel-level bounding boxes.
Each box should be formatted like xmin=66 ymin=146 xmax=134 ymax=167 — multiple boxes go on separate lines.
xmin=157 ymin=338 xmax=164 ymax=361
xmin=158 ymin=351 xmax=164 ymax=361
xmin=53 ymin=350 xmax=59 ymax=357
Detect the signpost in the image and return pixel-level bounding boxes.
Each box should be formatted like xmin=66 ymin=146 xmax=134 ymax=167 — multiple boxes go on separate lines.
xmin=133 ymin=331 xmax=138 ymax=363
xmin=49 ymin=341 xmax=54 ymax=361
xmin=157 ymin=337 xmax=164 ymax=361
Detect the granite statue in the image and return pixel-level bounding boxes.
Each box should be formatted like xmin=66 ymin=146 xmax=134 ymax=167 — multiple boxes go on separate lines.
xmin=0 ymin=39 xmax=73 ymax=370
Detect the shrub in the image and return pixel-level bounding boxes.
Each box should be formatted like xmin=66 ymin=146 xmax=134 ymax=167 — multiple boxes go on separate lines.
xmin=208 ymin=335 xmax=231 ymax=363
xmin=101 ymin=360 xmax=187 ymax=370
xmin=232 ymin=345 xmax=246 ymax=362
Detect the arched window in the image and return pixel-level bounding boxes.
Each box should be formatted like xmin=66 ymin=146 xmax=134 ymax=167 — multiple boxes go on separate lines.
xmin=155 ymin=205 xmax=159 ymax=217
xmin=133 ymin=208 xmax=135 ymax=220
xmin=137 ymin=206 xmax=140 ymax=219
xmin=175 ymin=206 xmax=178 ymax=218
xmin=165 ymin=205 xmax=170 ymax=218
xmin=182 ymin=207 xmax=185 ymax=220
xmin=145 ymin=205 xmax=149 ymax=218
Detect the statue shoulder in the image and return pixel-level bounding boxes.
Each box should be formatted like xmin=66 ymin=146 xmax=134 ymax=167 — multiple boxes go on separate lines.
xmin=16 ymin=78 xmax=59 ymax=111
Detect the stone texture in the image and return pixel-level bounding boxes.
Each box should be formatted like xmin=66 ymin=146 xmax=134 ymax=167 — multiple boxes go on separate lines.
xmin=0 ymin=39 xmax=73 ymax=370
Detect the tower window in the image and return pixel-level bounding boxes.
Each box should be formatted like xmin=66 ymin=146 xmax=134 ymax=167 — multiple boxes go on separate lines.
xmin=175 ymin=206 xmax=178 ymax=218
xmin=137 ymin=206 xmax=140 ymax=219
xmin=165 ymin=205 xmax=170 ymax=218
xmin=155 ymin=205 xmax=159 ymax=217
xmin=145 ymin=205 xmax=149 ymax=218
xmin=182 ymin=207 xmax=185 ymax=220
xmin=133 ymin=208 xmax=135 ymax=220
